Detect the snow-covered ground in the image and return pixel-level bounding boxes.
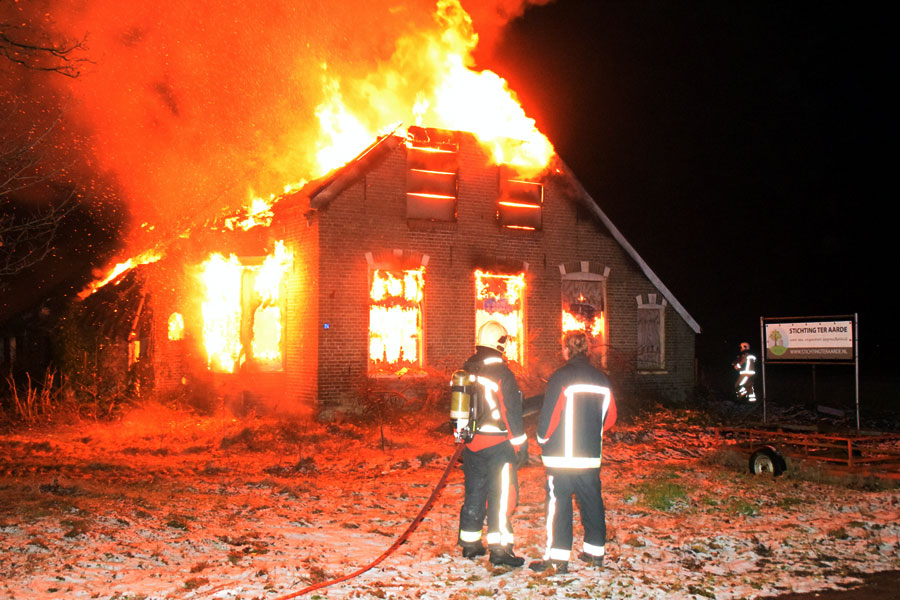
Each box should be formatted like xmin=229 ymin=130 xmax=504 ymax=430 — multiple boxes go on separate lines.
xmin=1 ymin=405 xmax=899 ymax=600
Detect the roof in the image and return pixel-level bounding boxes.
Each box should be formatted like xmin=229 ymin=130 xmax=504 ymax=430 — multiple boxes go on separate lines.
xmin=281 ymin=128 xmax=701 ymax=334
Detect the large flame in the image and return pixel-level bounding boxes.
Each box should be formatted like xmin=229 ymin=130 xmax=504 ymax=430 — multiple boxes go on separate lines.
xmin=68 ymin=0 xmax=556 ymax=298
xmin=251 ymin=241 xmax=292 ymax=367
xmin=475 ymin=269 xmax=525 ymax=364
xmin=199 ymin=253 xmax=243 ymax=373
xmin=369 ymin=268 xmax=425 ymax=372
xmin=313 ymin=0 xmax=554 ymax=178
xmin=198 ymin=241 xmax=292 ymax=373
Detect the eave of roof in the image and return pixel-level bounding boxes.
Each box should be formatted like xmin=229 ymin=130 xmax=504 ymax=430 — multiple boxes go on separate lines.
xmin=557 ymin=159 xmax=701 ymax=334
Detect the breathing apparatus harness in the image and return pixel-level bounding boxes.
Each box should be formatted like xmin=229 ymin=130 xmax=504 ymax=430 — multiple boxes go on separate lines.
xmin=450 ymin=368 xmax=478 ymax=443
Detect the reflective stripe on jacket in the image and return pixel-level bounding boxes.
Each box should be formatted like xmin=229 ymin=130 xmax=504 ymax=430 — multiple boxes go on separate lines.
xmin=462 ymin=347 xmax=526 ymax=452
xmin=537 ymin=354 xmax=616 ymax=469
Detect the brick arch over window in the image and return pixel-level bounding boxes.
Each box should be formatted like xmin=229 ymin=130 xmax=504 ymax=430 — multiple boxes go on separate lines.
xmin=559 ymin=261 xmax=610 ymax=368
xmin=365 ymin=249 xmax=429 ymax=376
xmin=636 ymin=293 xmax=667 ymax=372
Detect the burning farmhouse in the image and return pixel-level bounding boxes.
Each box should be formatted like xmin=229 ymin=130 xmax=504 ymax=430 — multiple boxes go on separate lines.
xmin=74 ymin=125 xmax=700 ymax=419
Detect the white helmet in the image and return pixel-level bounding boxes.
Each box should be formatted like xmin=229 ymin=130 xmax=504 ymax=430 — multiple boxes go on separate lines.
xmin=477 ymin=321 xmax=509 ymax=353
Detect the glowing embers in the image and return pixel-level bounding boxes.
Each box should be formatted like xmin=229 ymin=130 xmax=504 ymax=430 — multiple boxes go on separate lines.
xmin=369 ymin=268 xmax=425 ymax=374
xmin=167 ymin=313 xmax=185 ymax=341
xmin=561 ymin=279 xmax=606 ymax=355
xmin=198 ymin=241 xmax=292 ymax=373
xmin=475 ymin=270 xmax=525 ymax=364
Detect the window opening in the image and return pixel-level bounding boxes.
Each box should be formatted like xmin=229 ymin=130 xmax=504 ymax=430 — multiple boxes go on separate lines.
xmin=368 ymin=267 xmax=425 ymax=375
xmin=637 ymin=295 xmax=666 ymax=371
xmin=167 ymin=312 xmax=185 ymax=341
xmin=198 ymin=241 xmax=291 ymax=373
xmin=498 ymin=167 xmax=542 ymax=230
xmin=562 ymin=279 xmax=607 ymax=366
xmin=406 ymin=128 xmax=458 ymax=222
xmin=475 ymin=270 xmax=525 ymax=365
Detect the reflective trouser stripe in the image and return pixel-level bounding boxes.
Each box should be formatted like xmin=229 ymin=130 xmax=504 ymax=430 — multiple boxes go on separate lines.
xmin=583 ymin=541 xmax=605 ymax=556
xmin=494 ymin=462 xmax=513 ymax=547
xmin=460 ymin=530 xmax=482 ymax=543
xmin=548 ymin=547 xmax=571 ymax=562
xmin=543 ymin=475 xmax=558 ymax=560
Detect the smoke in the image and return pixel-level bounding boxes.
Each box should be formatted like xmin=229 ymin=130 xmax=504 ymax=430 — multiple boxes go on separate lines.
xmin=25 ymin=0 xmax=553 ymax=256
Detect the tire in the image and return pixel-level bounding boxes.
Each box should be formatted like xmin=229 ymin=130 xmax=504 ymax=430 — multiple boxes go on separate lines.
xmin=749 ymin=447 xmax=786 ymax=476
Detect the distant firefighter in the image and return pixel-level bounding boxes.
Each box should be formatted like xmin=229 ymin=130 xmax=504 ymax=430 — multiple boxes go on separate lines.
xmin=733 ymin=342 xmax=757 ymax=402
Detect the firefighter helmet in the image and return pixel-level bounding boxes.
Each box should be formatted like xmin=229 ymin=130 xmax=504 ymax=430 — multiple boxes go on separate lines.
xmin=477 ymin=321 xmax=509 ymax=353
xmin=740 ymin=342 xmax=750 ymax=352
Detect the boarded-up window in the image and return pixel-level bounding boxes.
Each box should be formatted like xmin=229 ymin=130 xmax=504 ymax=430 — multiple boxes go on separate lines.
xmin=498 ymin=168 xmax=542 ymax=230
xmin=636 ymin=295 xmax=666 ymax=371
xmin=406 ymin=128 xmax=458 ymax=222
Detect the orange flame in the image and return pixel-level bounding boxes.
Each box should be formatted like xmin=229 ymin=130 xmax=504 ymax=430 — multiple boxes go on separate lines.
xmin=199 ymin=253 xmax=243 ymax=373
xmin=313 ymin=0 xmax=554 ymax=178
xmin=562 ymin=309 xmax=606 ymax=339
xmin=369 ymin=268 xmax=425 ymax=370
xmin=198 ymin=241 xmax=292 ymax=373
xmin=167 ymin=312 xmax=185 ymax=341
xmin=78 ymin=249 xmax=163 ymax=299
xmin=475 ymin=269 xmax=525 ymax=364
xmin=251 ymin=241 xmax=292 ymax=367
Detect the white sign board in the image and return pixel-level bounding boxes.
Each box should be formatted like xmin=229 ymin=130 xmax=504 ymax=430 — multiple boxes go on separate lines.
xmin=764 ymin=319 xmax=854 ymax=361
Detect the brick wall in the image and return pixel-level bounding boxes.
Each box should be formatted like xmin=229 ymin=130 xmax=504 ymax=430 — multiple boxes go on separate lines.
xmin=279 ymin=131 xmax=698 ymax=417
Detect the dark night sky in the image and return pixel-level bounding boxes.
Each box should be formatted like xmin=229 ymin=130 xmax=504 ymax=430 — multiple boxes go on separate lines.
xmin=485 ymin=1 xmax=895 ymax=376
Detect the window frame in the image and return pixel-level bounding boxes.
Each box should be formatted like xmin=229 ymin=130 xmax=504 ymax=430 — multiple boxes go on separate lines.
xmin=636 ymin=294 xmax=667 ymax=372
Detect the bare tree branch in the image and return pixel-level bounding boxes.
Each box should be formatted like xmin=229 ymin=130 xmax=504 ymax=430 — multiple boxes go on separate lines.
xmin=0 ymin=22 xmax=90 ymax=78
xmin=0 ymin=104 xmax=77 ymax=283
xmin=0 ymin=189 xmax=75 ymax=277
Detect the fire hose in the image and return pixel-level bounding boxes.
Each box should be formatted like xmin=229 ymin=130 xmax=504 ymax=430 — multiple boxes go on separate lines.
xmin=273 ymin=442 xmax=466 ymax=599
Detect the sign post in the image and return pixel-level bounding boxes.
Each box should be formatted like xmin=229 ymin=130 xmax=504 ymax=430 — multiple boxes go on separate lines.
xmin=760 ymin=314 xmax=859 ymax=430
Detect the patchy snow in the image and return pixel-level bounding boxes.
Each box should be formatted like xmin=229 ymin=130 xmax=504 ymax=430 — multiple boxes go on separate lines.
xmin=1 ymin=405 xmax=899 ymax=600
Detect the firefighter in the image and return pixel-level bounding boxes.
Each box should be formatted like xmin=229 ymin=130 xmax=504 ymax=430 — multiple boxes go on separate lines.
xmin=529 ymin=330 xmax=617 ymax=574
xmin=733 ymin=342 xmax=757 ymax=402
xmin=457 ymin=320 xmax=528 ymax=567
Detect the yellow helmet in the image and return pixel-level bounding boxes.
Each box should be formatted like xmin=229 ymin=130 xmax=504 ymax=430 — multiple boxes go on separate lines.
xmin=477 ymin=321 xmax=509 ymax=353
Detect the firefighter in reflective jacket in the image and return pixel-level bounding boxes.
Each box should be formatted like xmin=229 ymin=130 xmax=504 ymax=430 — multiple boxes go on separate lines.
xmin=457 ymin=321 xmax=528 ymax=568
xmin=529 ymin=330 xmax=617 ymax=574
xmin=733 ymin=342 xmax=757 ymax=402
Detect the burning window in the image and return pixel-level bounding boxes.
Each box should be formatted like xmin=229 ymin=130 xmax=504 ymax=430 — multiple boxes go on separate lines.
xmin=498 ymin=167 xmax=542 ymax=230
xmin=369 ymin=268 xmax=425 ymax=374
xmin=475 ymin=270 xmax=525 ymax=364
xmin=406 ymin=127 xmax=458 ymax=222
xmin=561 ymin=268 xmax=608 ymax=366
xmin=637 ymin=294 xmax=666 ymax=371
xmin=167 ymin=312 xmax=184 ymax=341
xmin=198 ymin=241 xmax=292 ymax=373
